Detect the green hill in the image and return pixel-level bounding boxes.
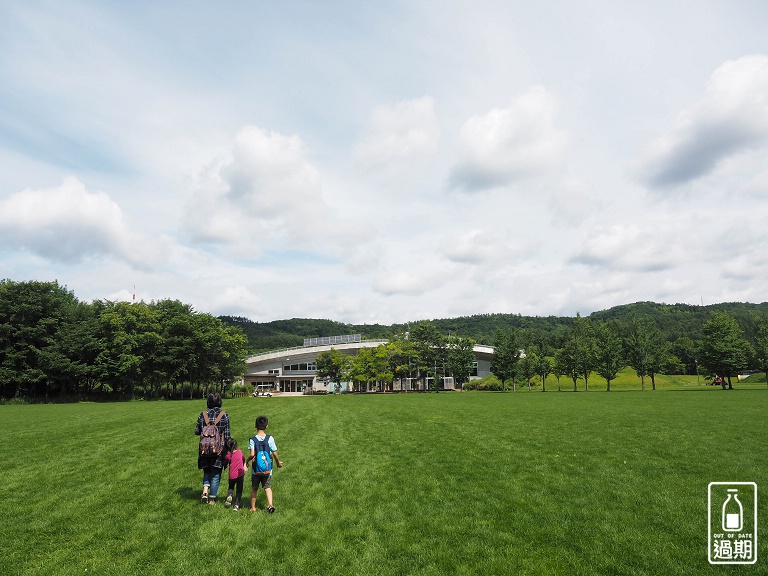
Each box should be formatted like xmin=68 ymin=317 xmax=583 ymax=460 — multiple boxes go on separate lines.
xmin=220 ymin=301 xmax=768 ymax=353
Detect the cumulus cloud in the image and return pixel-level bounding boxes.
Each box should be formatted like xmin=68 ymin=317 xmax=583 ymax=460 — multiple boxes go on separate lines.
xmin=449 ymin=86 xmax=567 ymax=191
xmin=569 ymin=223 xmax=688 ymax=272
xmin=441 ymin=229 xmax=515 ymax=264
xmin=706 ymin=223 xmax=768 ymax=282
xmin=635 ymin=55 xmax=768 ymax=188
xmin=184 ymin=126 xmax=333 ymax=254
xmin=373 ymin=270 xmax=433 ymax=296
xmin=0 ymin=176 xmax=161 ymax=267
xmin=353 ymin=96 xmax=440 ymax=168
xmin=210 ymin=285 xmax=264 ymax=317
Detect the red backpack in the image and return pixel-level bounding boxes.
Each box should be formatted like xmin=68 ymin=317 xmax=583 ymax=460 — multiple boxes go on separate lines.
xmin=199 ymin=411 xmax=226 ymax=457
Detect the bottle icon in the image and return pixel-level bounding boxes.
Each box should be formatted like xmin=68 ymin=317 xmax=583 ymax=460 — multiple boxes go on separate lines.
xmin=722 ymin=489 xmax=743 ymax=532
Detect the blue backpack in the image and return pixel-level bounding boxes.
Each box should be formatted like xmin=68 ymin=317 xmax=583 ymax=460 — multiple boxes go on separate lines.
xmin=251 ymin=434 xmax=273 ymax=475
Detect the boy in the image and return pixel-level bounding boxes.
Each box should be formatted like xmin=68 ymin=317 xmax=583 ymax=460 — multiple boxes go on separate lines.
xmin=246 ymin=414 xmax=283 ymax=513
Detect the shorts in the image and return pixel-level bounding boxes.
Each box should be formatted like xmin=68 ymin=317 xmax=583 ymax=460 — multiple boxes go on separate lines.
xmin=251 ymin=474 xmax=272 ymax=489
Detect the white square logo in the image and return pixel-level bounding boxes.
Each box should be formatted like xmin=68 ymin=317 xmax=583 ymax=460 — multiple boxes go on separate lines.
xmin=708 ymin=482 xmax=757 ymax=565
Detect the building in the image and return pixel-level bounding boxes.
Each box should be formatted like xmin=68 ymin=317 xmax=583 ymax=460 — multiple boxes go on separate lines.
xmin=243 ymin=334 xmax=495 ymax=393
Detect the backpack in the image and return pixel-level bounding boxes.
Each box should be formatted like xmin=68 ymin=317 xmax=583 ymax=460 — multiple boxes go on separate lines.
xmin=199 ymin=410 xmax=226 ymax=457
xmin=251 ymin=434 xmax=273 ymax=475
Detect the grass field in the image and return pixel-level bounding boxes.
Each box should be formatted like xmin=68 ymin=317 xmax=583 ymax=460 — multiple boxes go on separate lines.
xmin=2 ymin=385 xmax=767 ymax=575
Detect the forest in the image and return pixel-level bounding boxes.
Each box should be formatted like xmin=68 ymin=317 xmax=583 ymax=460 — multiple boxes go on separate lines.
xmin=0 ymin=280 xmax=248 ymax=401
xmin=220 ymin=300 xmax=768 ymax=355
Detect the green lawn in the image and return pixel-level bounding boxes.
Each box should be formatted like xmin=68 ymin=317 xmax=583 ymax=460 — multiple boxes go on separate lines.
xmin=2 ymin=388 xmax=766 ymax=575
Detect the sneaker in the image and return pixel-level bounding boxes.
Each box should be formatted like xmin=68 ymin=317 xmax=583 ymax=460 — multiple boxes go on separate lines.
xmin=267 ymin=506 xmax=275 ymax=514
xmin=233 ymin=504 xmax=240 ymax=511
xmin=224 ymin=494 xmax=233 ymax=508
xmin=201 ymin=493 xmax=209 ymax=505
xmin=208 ymin=498 xmax=216 ymax=505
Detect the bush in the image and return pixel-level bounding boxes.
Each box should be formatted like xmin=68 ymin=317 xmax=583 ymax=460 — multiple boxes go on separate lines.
xmin=467 ymin=374 xmax=502 ymax=391
xmin=230 ymin=382 xmax=254 ymax=397
xmin=0 ymin=396 xmax=32 ymax=405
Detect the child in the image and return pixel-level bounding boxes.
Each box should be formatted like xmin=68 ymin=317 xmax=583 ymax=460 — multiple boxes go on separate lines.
xmin=222 ymin=437 xmax=247 ymax=510
xmin=246 ymin=414 xmax=283 ymax=513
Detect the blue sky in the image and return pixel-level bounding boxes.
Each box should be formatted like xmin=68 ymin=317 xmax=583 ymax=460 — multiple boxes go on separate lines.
xmin=2 ymin=0 xmax=768 ymax=324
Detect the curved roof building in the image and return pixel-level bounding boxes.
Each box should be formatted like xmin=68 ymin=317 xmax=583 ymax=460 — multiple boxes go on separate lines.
xmin=244 ymin=336 xmax=495 ymax=394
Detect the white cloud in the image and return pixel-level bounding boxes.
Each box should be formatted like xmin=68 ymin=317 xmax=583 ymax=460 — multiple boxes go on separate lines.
xmin=0 ymin=176 xmax=163 ymax=267
xmin=4 ymin=4 xmax=768 ymax=324
xmin=373 ymin=270 xmax=437 ymax=297
xmin=441 ymin=229 xmax=514 ymax=264
xmin=741 ymin=167 xmax=768 ymax=198
xmin=449 ymin=86 xmax=567 ymax=191
xmin=210 ymin=285 xmax=264 ymax=317
xmin=547 ymin=176 xmax=603 ymax=224
xmin=353 ymin=96 xmax=440 ymax=168
xmin=635 ymin=55 xmax=768 ymax=188
xmin=569 ymin=223 xmax=689 ymax=272
xmin=184 ymin=126 xmax=334 ymax=255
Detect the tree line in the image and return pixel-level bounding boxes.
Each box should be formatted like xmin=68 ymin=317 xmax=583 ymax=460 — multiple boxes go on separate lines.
xmin=4 ymin=278 xmax=767 ymax=401
xmin=0 ymin=280 xmax=248 ymax=401
xmin=221 ymin=301 xmax=768 ymax=357
xmin=315 ymin=311 xmax=768 ymax=393
xmin=489 ymin=311 xmax=768 ymax=391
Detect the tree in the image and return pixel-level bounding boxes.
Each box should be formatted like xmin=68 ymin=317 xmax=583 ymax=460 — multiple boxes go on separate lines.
xmin=347 ymin=346 xmax=391 ymax=392
xmin=662 ymin=355 xmax=686 ymax=375
xmin=623 ymin=315 xmax=666 ymax=391
xmin=446 ymin=336 xmax=476 ymax=392
xmin=0 ymin=280 xmax=80 ymax=398
xmin=554 ymin=314 xmax=594 ymax=391
xmin=671 ymin=337 xmax=698 ymax=375
xmin=192 ymin=313 xmax=248 ymax=395
xmin=517 ymin=351 xmax=538 ymax=391
xmin=492 ymin=328 xmax=520 ymax=391
xmin=411 ymin=322 xmax=446 ymax=391
xmin=573 ymin=315 xmax=596 ymax=391
xmin=593 ymin=321 xmax=625 ymax=392
xmin=51 ymin=301 xmax=101 ymax=396
xmin=754 ymin=315 xmax=768 ymax=386
xmin=385 ymin=337 xmax=417 ymax=391
xmin=152 ymin=299 xmax=199 ymax=398
xmin=700 ymin=312 xmax=752 ymax=389
xmin=316 ymin=348 xmax=352 ymax=389
xmin=347 ymin=348 xmax=371 ymax=391
xmin=552 ymin=358 xmax=563 ymax=391
xmin=91 ymin=301 xmax=165 ymax=397
xmin=555 ymin=342 xmax=580 ymax=391
xmin=535 ymin=354 xmax=552 ymax=392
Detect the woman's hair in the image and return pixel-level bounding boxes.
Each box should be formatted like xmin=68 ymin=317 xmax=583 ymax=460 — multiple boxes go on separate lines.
xmin=206 ymin=392 xmax=222 ymax=409
xmin=227 ymin=437 xmax=238 ymax=451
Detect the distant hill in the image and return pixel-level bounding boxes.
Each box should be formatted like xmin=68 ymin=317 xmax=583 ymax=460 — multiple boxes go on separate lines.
xmin=220 ymin=301 xmax=768 ymax=354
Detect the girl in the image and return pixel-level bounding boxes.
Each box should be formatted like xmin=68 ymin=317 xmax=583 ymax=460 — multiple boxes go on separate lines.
xmin=223 ymin=437 xmax=247 ymax=510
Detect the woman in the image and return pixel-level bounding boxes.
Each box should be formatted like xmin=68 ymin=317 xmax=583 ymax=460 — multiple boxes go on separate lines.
xmin=194 ymin=392 xmax=230 ymax=504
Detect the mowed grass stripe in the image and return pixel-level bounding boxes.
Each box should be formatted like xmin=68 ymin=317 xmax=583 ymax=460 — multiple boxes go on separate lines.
xmin=2 ymin=390 xmax=766 ymax=575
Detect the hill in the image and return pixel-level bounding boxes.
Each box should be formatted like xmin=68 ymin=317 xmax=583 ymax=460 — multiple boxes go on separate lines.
xmin=220 ymin=301 xmax=768 ymax=353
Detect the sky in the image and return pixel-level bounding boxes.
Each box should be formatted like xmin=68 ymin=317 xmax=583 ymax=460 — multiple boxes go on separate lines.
xmin=2 ymin=1 xmax=768 ymax=325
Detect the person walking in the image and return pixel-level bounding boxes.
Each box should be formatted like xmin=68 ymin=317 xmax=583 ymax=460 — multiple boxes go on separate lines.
xmin=223 ymin=437 xmax=247 ymax=510
xmin=194 ymin=392 xmax=230 ymax=504
xmin=246 ymin=414 xmax=283 ymax=513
